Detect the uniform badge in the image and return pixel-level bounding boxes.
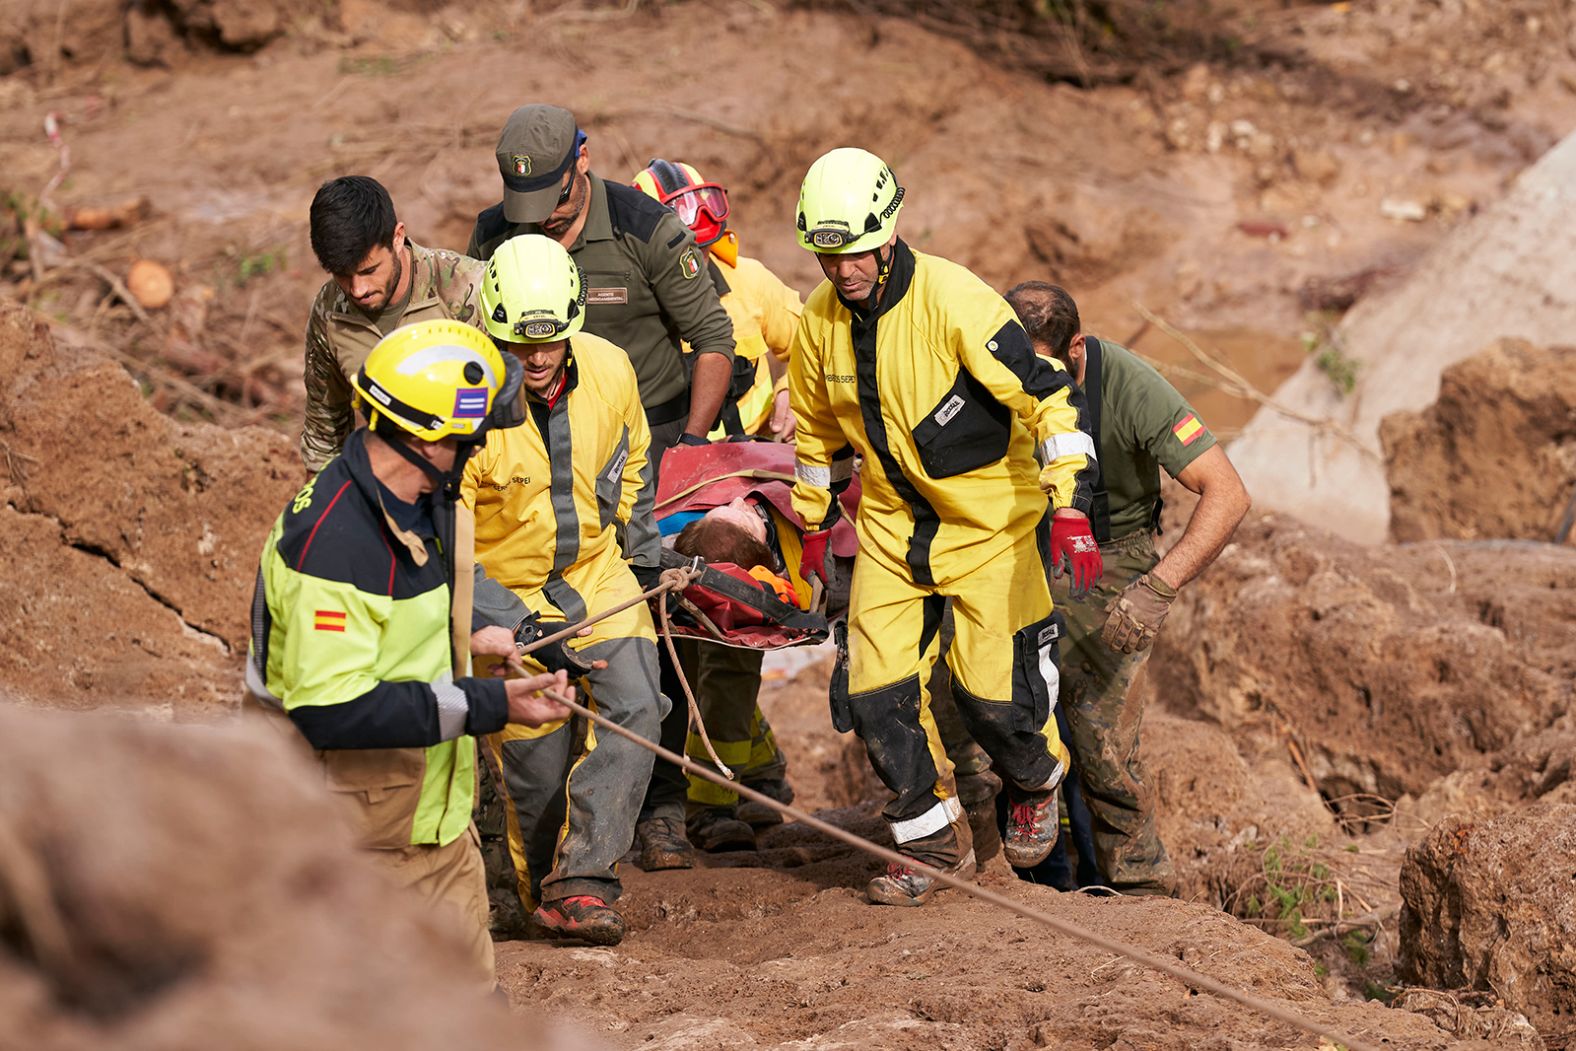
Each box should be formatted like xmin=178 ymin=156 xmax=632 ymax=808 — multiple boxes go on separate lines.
xmin=679 ymin=247 xmax=700 ymax=280
xmin=511 ymin=154 xmax=532 ymax=176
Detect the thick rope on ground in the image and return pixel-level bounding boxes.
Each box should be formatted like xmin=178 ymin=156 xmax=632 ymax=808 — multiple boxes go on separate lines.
xmin=545 ymin=687 xmax=1386 ymax=1051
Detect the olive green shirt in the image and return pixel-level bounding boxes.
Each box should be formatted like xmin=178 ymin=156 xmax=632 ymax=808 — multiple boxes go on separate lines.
xmin=468 ymin=172 xmax=735 ymax=414
xmin=301 ymin=241 xmax=485 ymax=471
xmin=1092 ymin=339 xmax=1217 ymax=539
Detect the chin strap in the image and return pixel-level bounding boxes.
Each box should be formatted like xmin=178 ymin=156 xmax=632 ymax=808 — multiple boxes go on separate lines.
xmin=376 ymin=418 xmax=481 ymax=503
xmin=851 ymin=245 xmax=894 ymax=314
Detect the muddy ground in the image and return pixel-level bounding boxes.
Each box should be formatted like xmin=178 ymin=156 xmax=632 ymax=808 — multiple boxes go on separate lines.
xmin=3 ymin=0 xmax=1576 ymax=1048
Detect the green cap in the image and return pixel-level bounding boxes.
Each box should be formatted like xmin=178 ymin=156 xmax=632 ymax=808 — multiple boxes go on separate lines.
xmin=495 ymin=104 xmax=580 ymax=224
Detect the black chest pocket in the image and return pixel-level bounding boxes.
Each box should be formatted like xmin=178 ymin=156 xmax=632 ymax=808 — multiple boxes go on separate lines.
xmin=911 ymin=370 xmax=1011 ymax=478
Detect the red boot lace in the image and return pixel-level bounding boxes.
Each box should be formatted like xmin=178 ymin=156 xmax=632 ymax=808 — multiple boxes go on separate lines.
xmin=1009 ymin=802 xmax=1037 ymax=834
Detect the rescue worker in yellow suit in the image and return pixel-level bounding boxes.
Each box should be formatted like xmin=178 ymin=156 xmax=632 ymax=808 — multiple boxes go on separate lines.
xmin=632 ymin=158 xmax=804 ymax=850
xmin=789 ymin=148 xmax=1105 ymax=906
xmin=461 ymin=234 xmax=670 ymax=947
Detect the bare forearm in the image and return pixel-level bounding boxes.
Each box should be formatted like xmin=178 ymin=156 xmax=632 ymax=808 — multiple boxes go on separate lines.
xmin=1153 ymin=483 xmax=1250 ymax=589
xmin=685 ymin=353 xmax=732 ymax=439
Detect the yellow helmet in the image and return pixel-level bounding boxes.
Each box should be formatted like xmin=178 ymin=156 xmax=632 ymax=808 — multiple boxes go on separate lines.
xmin=351 ymin=318 xmax=521 ymax=442
xmin=481 ymin=234 xmax=587 ymax=344
xmin=796 ymin=147 xmax=904 ymax=254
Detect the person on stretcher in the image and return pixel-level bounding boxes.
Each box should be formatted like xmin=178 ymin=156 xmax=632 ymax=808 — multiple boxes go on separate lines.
xmin=654 ymin=441 xmax=855 ymax=848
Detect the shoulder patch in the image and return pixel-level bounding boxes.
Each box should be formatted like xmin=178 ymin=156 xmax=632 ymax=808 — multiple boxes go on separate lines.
xmin=679 ymin=247 xmax=701 ymax=281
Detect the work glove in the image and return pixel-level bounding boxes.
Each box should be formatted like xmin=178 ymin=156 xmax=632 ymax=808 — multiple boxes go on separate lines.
xmin=1048 ymin=514 xmax=1103 ymax=598
xmin=1101 ymin=573 xmax=1179 ymax=654
xmin=514 ymin=611 xmax=596 ymax=676
xmin=677 ymin=432 xmax=710 ymax=447
xmin=800 ymin=529 xmax=831 ymax=583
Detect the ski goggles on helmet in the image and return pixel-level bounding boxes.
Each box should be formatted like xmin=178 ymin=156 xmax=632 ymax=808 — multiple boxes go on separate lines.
xmin=665 ymin=182 xmax=729 ymax=228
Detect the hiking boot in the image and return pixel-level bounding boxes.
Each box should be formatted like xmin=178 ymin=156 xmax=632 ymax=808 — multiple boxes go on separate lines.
xmin=531 ymin=895 xmax=626 ymax=946
xmin=1003 ymin=787 xmax=1060 ymax=869
xmin=867 ymin=804 xmax=974 ymax=906
xmin=635 ymin=811 xmax=694 ymax=871
xmin=687 ymin=806 xmax=757 ymax=852
xmin=867 ymin=848 xmax=978 ymax=906
xmin=737 ymin=776 xmax=794 ymax=829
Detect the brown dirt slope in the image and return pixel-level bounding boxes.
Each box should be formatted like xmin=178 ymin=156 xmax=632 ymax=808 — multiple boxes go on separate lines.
xmin=504 ymin=831 xmax=1456 ymax=1051
xmin=1143 ymin=512 xmax=1576 ymax=809
xmin=0 ymin=702 xmax=548 ymax=1051
xmin=1382 ymin=339 xmax=1576 ymax=543
xmin=0 ymin=300 xmax=298 ymax=712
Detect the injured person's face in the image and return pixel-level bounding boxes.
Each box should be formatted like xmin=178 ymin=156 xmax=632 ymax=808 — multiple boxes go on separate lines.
xmin=707 ymin=497 xmax=768 ymax=543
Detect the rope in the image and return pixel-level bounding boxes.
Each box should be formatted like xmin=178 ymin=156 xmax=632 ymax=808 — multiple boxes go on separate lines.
xmin=654 ymin=569 xmax=733 ymax=779
xmin=511 ymin=564 xmax=731 ymax=779
xmin=517 ymin=569 xmax=700 ymax=657
xmin=540 ymin=686 xmax=1386 ymax=1051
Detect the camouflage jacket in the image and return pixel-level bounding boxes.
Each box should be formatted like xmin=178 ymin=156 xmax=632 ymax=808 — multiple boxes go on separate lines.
xmin=300 ymin=241 xmax=486 ymax=471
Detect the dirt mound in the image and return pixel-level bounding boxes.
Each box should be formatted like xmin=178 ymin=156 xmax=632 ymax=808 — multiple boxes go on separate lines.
xmin=1142 ymin=513 xmax=1576 ymax=811
xmin=1398 ymin=803 xmax=1576 ymax=1045
xmin=0 ymin=300 xmax=299 ymax=712
xmin=505 ymin=836 xmax=1457 ymax=1050
xmin=0 ymin=702 xmax=549 ymax=1051
xmin=1382 ymin=339 xmax=1576 ymax=543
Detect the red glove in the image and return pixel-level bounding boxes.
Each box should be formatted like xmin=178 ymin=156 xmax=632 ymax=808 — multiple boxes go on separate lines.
xmin=1048 ymin=514 xmax=1103 ymax=598
xmin=800 ymin=529 xmax=831 ymax=582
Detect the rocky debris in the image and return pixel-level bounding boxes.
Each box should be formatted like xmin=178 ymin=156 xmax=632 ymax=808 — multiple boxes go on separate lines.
xmin=1382 ymin=340 xmax=1576 ymax=544
xmin=0 ymin=300 xmax=300 ymax=659
xmin=1230 ymin=128 xmax=1576 ymax=544
xmin=0 ymin=702 xmax=546 ymax=1051
xmin=1399 ymin=803 xmax=1576 ymax=1039
xmin=1392 ymin=989 xmax=1544 ymax=1050
xmin=1142 ymin=513 xmax=1576 ymax=809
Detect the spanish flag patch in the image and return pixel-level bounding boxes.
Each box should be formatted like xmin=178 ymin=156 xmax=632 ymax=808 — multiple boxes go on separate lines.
xmin=1172 ymin=414 xmax=1206 ymax=446
xmin=314 ymin=609 xmax=347 ymax=632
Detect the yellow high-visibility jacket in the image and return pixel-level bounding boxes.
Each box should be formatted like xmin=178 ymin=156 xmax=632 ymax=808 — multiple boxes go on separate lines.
xmin=789 ymin=240 xmax=1097 ymax=589
xmin=461 ymin=333 xmax=659 ymax=631
xmin=705 ymin=237 xmax=803 ymax=437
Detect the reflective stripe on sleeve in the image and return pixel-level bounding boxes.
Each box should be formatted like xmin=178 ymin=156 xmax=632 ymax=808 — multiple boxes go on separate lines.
xmin=796 ymin=461 xmax=832 ymax=487
xmin=433 ymin=675 xmax=469 ymax=740
xmin=1039 ymin=431 xmax=1097 ymax=463
xmin=888 ymin=795 xmax=963 ymax=844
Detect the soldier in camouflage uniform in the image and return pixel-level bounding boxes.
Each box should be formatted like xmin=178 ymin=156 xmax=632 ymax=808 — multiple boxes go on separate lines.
xmin=301 ymin=175 xmax=488 ymax=471
xmin=1003 ymin=282 xmax=1252 ymax=895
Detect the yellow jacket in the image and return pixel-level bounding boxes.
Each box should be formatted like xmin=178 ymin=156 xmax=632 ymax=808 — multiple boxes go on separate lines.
xmin=789 ymin=241 xmax=1097 ymax=588
xmin=701 ymin=236 xmax=803 ymax=437
xmin=462 ymin=333 xmax=658 ymax=629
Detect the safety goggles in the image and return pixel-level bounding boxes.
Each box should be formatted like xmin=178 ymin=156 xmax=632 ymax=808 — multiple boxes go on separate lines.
xmin=665 ymin=183 xmax=729 ymax=227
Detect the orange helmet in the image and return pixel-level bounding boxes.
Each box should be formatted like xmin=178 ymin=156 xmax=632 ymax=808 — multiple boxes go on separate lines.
xmin=631 ymin=158 xmax=730 ymax=247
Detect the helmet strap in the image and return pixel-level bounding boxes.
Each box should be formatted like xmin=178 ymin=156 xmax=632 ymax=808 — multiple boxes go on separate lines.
xmin=381 ymin=430 xmax=478 ymax=504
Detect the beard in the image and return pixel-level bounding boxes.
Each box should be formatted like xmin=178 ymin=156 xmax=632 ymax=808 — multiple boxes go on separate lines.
xmin=540 ymin=175 xmax=589 ymax=238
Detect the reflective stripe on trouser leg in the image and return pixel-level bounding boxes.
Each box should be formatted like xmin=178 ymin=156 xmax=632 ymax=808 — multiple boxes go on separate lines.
xmin=538 ymin=634 xmax=667 ymax=903
xmin=743 ymin=706 xmax=788 ymax=781
xmin=942 ymin=525 xmax=1070 ymax=793
xmin=684 ymin=640 xmax=766 ymax=808
xmin=846 ymin=555 xmax=957 ymax=837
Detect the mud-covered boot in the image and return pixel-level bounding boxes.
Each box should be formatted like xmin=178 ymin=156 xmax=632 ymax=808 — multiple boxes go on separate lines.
xmin=531 ymin=895 xmax=626 ymax=946
xmin=1003 ymin=785 xmax=1060 ymax=869
xmin=736 ymin=776 xmax=795 ymax=829
xmin=687 ymin=806 xmax=757 ymax=852
xmin=867 ymin=808 xmax=976 ymax=907
xmin=635 ymin=807 xmax=695 ymax=871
